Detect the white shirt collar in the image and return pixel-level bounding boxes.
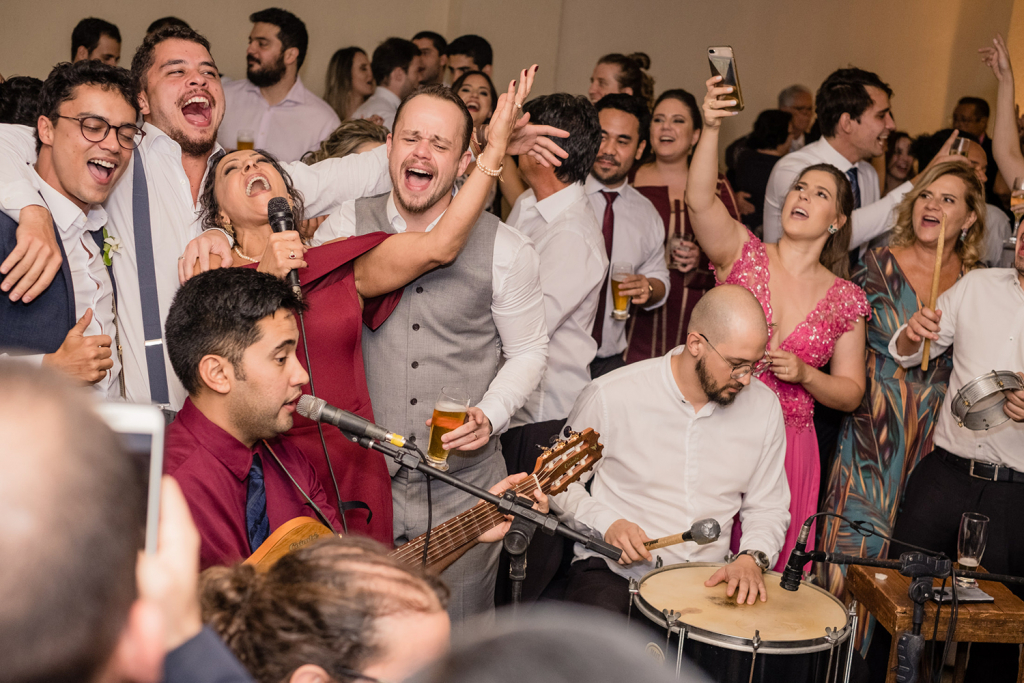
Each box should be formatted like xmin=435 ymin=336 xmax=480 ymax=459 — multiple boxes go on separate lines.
xmin=29 ymin=167 xmax=107 ymax=241
xmin=584 ymin=173 xmax=628 ymax=197
xmin=243 ymin=76 xmax=309 ymax=106
xmin=140 ymin=121 xmax=225 ymax=161
xmin=814 ymin=137 xmax=858 ymax=172
xmin=385 ymin=190 xmax=447 ymax=233
xmin=375 ymin=87 xmax=402 ymax=108
xmin=533 ymin=182 xmax=586 ymax=223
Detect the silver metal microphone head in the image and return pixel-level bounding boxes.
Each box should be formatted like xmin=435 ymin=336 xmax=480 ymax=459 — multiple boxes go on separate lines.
xmin=691 ymin=518 xmax=722 ymax=545
xmin=296 ymin=394 xmax=325 ymax=421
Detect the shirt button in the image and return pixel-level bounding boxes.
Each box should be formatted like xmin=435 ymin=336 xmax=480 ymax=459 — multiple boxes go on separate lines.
xmin=412 ymin=323 xmax=420 ymax=331
xmin=408 ymin=434 xmax=417 ymax=443
xmin=410 ymin=398 xmax=418 ymax=406
xmin=416 ymin=286 xmax=424 ymax=293
xmin=411 ymin=361 xmax=419 ymax=369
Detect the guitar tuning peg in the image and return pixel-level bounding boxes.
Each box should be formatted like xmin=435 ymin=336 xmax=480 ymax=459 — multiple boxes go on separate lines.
xmin=547 ymin=433 xmax=561 ymax=446
xmin=561 ymin=424 xmax=573 ymax=439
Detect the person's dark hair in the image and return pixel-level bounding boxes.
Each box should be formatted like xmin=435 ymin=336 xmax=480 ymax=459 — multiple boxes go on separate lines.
xmin=445 ymin=34 xmax=492 ymax=69
xmin=957 ymin=96 xmax=990 ymax=120
xmin=815 ymin=68 xmax=893 ymax=138
xmin=131 ymin=25 xmax=213 ymax=95
xmin=146 ymin=16 xmax=190 ymax=36
xmin=394 ymin=84 xmax=475 ymax=154
xmin=201 ymin=535 xmax=449 ymax=683
xmin=885 ymin=130 xmax=912 ymax=167
xmin=791 ymin=163 xmax=855 ymax=278
xmin=413 ymin=30 xmax=447 ymax=54
xmin=323 ymin=47 xmax=367 ymax=120
xmin=249 ymin=7 xmax=309 ymax=69
xmin=0 ymin=76 xmax=44 ymax=126
xmin=596 ymin=52 xmax=654 ymax=110
xmin=594 ymin=93 xmax=651 ymax=150
xmin=0 ymin=362 xmax=144 ymax=683
xmin=910 ymin=128 xmax=979 ymax=169
xmin=522 ymin=94 xmax=601 ymax=185
xmin=166 ymin=267 xmax=306 ymax=394
xmin=199 ymin=148 xmax=306 ymax=236
xmin=450 ymin=70 xmax=499 ymax=121
xmin=71 ymin=17 xmax=121 ymax=60
xmin=747 ymin=109 xmax=793 ymax=150
xmin=371 ymin=37 xmax=421 ymax=87
xmin=35 ymin=61 xmax=137 ymax=154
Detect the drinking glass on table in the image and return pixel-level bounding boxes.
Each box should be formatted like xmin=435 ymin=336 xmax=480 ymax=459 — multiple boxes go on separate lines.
xmin=950 ymin=137 xmax=971 ymax=158
xmin=237 ymin=129 xmax=255 ymax=151
xmin=426 ymin=387 xmax=471 ymax=471
xmin=669 ymin=233 xmax=697 ymax=273
xmin=610 ymin=262 xmax=634 ymax=320
xmin=955 ymin=512 xmax=990 ymax=588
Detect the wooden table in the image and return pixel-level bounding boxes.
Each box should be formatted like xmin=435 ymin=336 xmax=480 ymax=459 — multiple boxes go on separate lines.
xmin=846 ymin=564 xmax=1024 ymax=683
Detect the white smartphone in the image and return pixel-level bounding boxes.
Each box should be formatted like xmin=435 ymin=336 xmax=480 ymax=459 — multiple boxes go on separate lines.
xmin=95 ymin=402 xmax=166 ymax=555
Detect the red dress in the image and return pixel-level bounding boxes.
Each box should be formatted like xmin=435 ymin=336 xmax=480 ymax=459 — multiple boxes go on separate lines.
xmin=625 ymin=171 xmax=740 ymax=362
xmin=247 ymin=233 xmax=401 ymax=546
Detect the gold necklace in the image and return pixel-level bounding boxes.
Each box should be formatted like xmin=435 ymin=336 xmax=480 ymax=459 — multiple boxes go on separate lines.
xmin=233 ymin=245 xmax=259 ymax=263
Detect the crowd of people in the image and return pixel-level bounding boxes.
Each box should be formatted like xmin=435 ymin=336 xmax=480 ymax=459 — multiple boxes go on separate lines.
xmin=1 ymin=9 xmax=1023 ymax=683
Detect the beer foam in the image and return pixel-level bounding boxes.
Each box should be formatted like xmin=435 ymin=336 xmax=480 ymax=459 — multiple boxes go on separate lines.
xmin=435 ymin=399 xmax=468 ymax=413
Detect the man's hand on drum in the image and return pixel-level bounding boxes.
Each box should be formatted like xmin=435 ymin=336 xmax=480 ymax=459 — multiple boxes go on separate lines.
xmin=704 ymin=554 xmax=767 ymax=605
xmin=605 ymin=519 xmax=653 ymax=566
xmin=1005 ymin=371 xmax=1024 ymax=422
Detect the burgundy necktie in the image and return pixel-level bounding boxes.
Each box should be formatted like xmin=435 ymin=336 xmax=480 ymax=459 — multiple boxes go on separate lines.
xmin=591 ymin=191 xmax=618 ymax=348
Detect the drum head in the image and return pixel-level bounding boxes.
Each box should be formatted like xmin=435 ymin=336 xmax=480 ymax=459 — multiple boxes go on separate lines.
xmin=638 ymin=563 xmax=847 ymax=647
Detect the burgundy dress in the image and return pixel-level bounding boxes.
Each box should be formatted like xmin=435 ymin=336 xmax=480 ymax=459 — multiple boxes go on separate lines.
xmin=625 ymin=170 xmax=741 ymax=363
xmin=247 ymin=233 xmax=401 ymax=547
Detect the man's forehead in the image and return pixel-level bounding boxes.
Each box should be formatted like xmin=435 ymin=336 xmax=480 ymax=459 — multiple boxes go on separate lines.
xmin=250 ymin=22 xmax=280 ymax=40
xmin=154 ymin=39 xmax=214 ymax=67
xmin=64 ymin=84 xmax=136 ymax=122
xmin=395 ymin=97 xmax=462 ymax=140
xmin=865 ymin=86 xmax=890 ymax=109
xmin=600 ymin=108 xmax=640 ymax=135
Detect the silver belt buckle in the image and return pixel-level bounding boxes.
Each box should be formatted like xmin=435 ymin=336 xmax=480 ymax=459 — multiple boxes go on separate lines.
xmin=969 ymin=459 xmax=999 ymax=481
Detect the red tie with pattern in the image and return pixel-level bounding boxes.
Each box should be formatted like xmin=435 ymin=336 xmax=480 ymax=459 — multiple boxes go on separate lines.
xmin=591 ymin=191 xmax=618 ymax=348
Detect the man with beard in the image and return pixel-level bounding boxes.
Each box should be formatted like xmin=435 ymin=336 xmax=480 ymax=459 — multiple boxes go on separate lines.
xmin=218 ymin=8 xmax=340 ymax=163
xmin=585 ymin=94 xmax=669 ymax=378
xmin=552 ymin=284 xmax=790 ymax=614
xmin=315 ymin=83 xmax=549 ymax=621
xmin=351 ymin=38 xmax=424 ymax=132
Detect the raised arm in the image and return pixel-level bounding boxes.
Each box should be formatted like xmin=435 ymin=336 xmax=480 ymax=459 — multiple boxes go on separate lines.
xmin=686 ymin=77 xmax=750 ymax=279
xmin=353 ymin=67 xmax=540 ymax=298
xmin=981 ymin=34 xmax=1024 ymax=188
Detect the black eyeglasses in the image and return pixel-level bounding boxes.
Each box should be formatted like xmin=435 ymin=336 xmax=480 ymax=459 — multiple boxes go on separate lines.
xmin=55 ymin=115 xmax=146 ymax=150
xmin=699 ymin=333 xmax=771 ymax=379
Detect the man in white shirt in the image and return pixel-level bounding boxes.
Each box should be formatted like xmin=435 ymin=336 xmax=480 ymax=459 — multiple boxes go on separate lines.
xmin=217 ymin=8 xmax=340 ymax=163
xmin=0 ymin=61 xmax=137 ymax=398
xmin=351 ymin=38 xmax=423 ymax=132
xmin=763 ymin=68 xmax=960 ymax=248
xmin=889 ymin=227 xmax=1024 ymax=681
xmin=586 ymin=94 xmax=669 ymax=378
xmin=554 ymin=284 xmax=790 ymax=613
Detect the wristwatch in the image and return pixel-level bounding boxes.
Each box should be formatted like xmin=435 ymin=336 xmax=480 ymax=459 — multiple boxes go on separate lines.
xmin=735 ymin=549 xmax=770 ymax=573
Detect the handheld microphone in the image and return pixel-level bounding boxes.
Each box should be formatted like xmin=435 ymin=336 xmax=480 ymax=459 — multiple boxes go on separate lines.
xmin=643 ymin=518 xmax=721 ymax=550
xmin=297 ymin=395 xmax=408 ymax=448
xmin=780 ymin=518 xmax=813 ymax=591
xmin=268 ymin=196 xmax=301 ymax=297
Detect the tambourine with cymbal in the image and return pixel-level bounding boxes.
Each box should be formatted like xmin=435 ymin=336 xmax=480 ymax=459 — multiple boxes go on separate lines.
xmin=951 ymin=370 xmax=1024 ymax=430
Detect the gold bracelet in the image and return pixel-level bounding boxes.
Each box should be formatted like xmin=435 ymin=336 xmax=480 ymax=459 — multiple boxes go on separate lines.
xmin=475 ymin=158 xmax=503 ymax=178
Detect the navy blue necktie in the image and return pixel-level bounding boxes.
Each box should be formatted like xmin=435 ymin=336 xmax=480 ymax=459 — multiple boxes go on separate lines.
xmin=246 ymin=451 xmax=270 ymax=552
xmin=846 ymin=167 xmax=861 ymax=210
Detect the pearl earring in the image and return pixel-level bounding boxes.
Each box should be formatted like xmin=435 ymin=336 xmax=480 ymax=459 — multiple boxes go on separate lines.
xmin=827 ymin=224 xmax=838 ymax=235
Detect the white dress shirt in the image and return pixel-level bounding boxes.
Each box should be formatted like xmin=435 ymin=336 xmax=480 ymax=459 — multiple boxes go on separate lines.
xmin=0 ymin=124 xmax=393 ymax=409
xmin=218 ymin=77 xmax=341 ymax=162
xmin=350 ymin=87 xmax=402 ymax=132
xmin=8 ymin=171 xmax=121 ymax=398
xmin=789 ymin=133 xmax=807 ymax=153
xmin=763 ymin=137 xmax=911 ymax=248
xmin=584 ymin=174 xmax=670 ymax=358
xmin=318 ymin=191 xmax=548 ymax=435
xmin=982 ymin=204 xmax=1012 ymax=267
xmin=889 ymin=268 xmax=1024 ymax=469
xmin=507 ymin=183 xmax=608 ymax=426
xmin=552 ymin=347 xmax=791 ymax=581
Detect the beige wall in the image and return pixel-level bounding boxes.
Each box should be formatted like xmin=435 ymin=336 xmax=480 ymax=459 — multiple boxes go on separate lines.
xmin=0 ymin=0 xmax=1018 ymax=150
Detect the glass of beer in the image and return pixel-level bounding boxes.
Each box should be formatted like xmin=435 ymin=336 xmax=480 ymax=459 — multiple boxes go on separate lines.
xmin=610 ymin=262 xmax=633 ymax=320
xmin=955 ymin=512 xmax=989 ymax=588
xmin=950 ymin=137 xmax=971 ymax=158
xmin=237 ymin=129 xmax=255 ymax=151
xmin=426 ymin=387 xmax=471 ymax=471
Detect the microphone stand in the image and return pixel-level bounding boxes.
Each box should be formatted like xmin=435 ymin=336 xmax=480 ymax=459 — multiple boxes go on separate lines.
xmin=346 ymin=431 xmax=622 ymax=607
xmin=787 ymin=548 xmax=1024 ymax=683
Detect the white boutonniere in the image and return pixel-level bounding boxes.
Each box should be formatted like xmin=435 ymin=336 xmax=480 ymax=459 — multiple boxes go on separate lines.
xmin=102 ymin=228 xmax=121 ymax=267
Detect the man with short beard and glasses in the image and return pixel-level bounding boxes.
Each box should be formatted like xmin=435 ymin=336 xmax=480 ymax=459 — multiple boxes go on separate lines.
xmin=585 ymin=94 xmax=669 ymax=379
xmin=218 ymin=8 xmax=340 ymax=163
xmin=552 ymin=284 xmax=790 ymax=615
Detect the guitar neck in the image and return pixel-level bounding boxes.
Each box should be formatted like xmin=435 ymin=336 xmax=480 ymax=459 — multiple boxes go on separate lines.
xmin=390 ymin=475 xmax=541 ymax=571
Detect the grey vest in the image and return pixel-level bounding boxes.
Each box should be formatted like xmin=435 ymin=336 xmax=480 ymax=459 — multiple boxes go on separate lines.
xmin=356 ymin=193 xmax=502 ymax=476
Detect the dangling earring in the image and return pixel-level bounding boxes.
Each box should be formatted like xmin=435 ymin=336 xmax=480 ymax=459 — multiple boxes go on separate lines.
xmin=960 ymin=228 xmax=969 ymax=242
xmin=827 ymin=224 xmax=838 ymax=235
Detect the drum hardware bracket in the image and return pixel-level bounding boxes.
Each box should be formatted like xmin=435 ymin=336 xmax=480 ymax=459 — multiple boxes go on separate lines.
xmin=747 ymin=630 xmax=761 ymax=683
xmin=824 ymin=627 xmax=838 ymax=683
xmin=627 ymin=578 xmax=639 ymax=629
xmin=841 ymin=601 xmax=858 ymax=683
xmin=656 ymin=555 xmax=664 ymax=569
xmin=662 ymin=609 xmax=681 ymax=657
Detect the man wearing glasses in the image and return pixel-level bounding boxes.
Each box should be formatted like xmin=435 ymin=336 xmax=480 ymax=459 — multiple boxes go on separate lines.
xmin=0 ymin=60 xmax=140 ymax=397
xmin=552 ymin=284 xmax=791 ymax=613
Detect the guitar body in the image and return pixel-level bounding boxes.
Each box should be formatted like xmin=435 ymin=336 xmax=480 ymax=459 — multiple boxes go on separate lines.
xmin=245 ymin=516 xmax=334 ymax=570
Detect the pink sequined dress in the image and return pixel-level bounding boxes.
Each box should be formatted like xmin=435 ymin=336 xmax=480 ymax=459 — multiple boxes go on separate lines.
xmin=721 ymin=233 xmax=869 ymax=571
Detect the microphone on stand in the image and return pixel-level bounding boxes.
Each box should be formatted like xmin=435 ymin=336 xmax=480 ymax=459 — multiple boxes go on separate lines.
xmin=268 ymin=196 xmax=301 ymax=298
xmin=781 ymin=518 xmax=814 ymax=591
xmin=643 ymin=518 xmax=722 ymax=550
xmin=297 ymin=395 xmax=409 ymax=448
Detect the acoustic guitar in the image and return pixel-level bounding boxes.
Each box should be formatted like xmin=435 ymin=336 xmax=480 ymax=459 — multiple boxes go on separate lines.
xmin=245 ymin=428 xmax=603 ymax=571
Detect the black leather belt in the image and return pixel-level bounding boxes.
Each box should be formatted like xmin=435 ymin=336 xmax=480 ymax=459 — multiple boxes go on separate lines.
xmin=938 ymin=448 xmax=1024 ymax=484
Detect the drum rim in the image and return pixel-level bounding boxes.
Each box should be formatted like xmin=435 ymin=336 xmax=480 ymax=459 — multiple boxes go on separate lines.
xmin=951 ymin=370 xmax=1024 ymax=429
xmin=634 ymin=562 xmax=850 ymax=654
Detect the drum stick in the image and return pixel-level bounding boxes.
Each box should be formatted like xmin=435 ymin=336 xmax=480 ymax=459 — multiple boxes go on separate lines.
xmin=921 ymin=213 xmax=945 ymax=371
xmin=644 ymin=532 xmax=689 ymax=550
